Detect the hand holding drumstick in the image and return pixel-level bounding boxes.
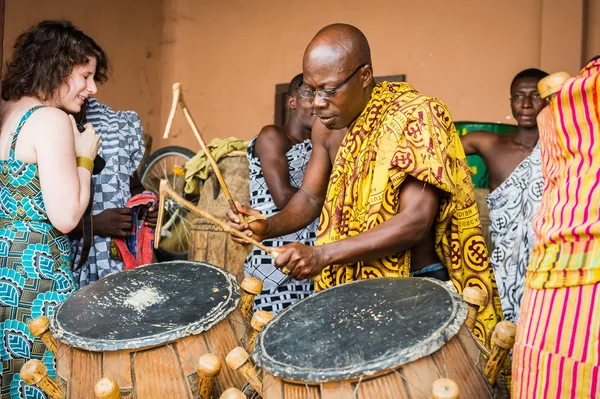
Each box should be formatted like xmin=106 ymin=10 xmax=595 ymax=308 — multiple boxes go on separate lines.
xmin=156 ymin=180 xmax=322 ymax=282
xmin=226 ymin=203 xmax=326 ymax=281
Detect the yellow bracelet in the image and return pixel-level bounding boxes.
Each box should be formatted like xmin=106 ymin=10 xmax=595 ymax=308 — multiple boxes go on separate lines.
xmin=76 ymin=156 xmax=94 ymax=173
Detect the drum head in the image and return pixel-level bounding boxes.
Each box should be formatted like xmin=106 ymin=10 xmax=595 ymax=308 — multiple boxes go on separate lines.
xmin=255 ymin=277 xmax=467 ymax=383
xmin=51 ymin=261 xmax=239 ymax=351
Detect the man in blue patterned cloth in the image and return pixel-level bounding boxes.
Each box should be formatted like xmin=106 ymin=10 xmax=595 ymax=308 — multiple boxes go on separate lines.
xmin=244 ymin=73 xmax=322 ymax=314
xmin=69 ymin=98 xmax=156 ymax=288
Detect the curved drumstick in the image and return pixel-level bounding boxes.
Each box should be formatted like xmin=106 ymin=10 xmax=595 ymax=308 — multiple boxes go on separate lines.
xmin=162 ymin=82 xmax=246 ymax=222
xmin=155 ymin=180 xmax=322 ymax=283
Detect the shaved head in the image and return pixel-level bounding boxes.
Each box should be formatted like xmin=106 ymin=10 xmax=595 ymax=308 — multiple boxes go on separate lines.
xmin=303 ymin=24 xmax=371 ymax=71
xmin=301 ymin=24 xmax=375 ymax=130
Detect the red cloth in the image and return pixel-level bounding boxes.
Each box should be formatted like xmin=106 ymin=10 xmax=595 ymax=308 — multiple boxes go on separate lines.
xmin=115 ymin=191 xmax=157 ymax=269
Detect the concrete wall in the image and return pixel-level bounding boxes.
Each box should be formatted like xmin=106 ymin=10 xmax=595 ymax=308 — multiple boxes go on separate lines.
xmin=4 ymin=0 xmax=595 ymax=153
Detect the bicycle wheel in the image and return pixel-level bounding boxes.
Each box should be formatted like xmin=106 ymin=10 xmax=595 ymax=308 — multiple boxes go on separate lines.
xmin=139 ymin=145 xmax=196 ymax=194
xmin=140 ymin=146 xmax=197 ymax=261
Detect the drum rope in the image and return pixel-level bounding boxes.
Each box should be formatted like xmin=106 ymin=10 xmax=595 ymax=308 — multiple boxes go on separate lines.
xmin=391 ymin=367 xmax=428 ymax=397
xmin=352 ymin=375 xmax=363 ymax=398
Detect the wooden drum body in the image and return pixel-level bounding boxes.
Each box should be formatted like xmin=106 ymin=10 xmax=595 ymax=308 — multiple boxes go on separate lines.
xmin=50 ymin=261 xmax=249 ymax=398
xmin=252 ymin=278 xmax=508 ymax=399
xmin=189 ymin=154 xmax=251 ymax=282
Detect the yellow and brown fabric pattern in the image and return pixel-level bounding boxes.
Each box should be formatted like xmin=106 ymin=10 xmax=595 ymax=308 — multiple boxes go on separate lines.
xmin=315 ymin=81 xmax=503 ymax=345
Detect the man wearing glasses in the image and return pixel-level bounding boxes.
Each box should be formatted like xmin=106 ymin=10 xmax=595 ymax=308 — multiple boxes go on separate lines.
xmin=229 ymin=23 xmax=501 ymax=343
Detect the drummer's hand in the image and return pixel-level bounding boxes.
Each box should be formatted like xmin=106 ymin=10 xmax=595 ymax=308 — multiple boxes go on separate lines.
xmin=94 ymin=208 xmax=133 ymax=238
xmin=273 ymin=243 xmax=325 ymax=281
xmin=226 ymin=202 xmax=269 ymax=244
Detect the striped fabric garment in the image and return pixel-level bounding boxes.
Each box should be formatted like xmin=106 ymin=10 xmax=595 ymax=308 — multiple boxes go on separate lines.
xmin=526 ymin=59 xmax=600 ymax=289
xmin=513 ymin=284 xmax=600 ymax=398
xmin=513 ymin=58 xmax=600 ymax=398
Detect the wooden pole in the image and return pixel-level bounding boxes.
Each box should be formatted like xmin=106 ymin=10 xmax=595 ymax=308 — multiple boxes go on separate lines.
xmin=484 ymin=321 xmax=517 ymax=384
xmin=94 ymin=377 xmax=121 ymax=399
xmin=431 ymin=378 xmax=460 ymax=399
xmin=226 ymin=347 xmax=263 ymax=397
xmin=28 ymin=316 xmax=57 ymax=355
xmin=462 ymin=287 xmax=487 ymax=331
xmin=219 ymin=388 xmax=246 ymax=399
xmin=20 ymin=359 xmax=63 ymax=399
xmin=197 ymin=354 xmax=222 ymax=399
xmin=239 ymin=277 xmax=263 ymax=319
xmin=248 ymin=310 xmax=273 ymax=353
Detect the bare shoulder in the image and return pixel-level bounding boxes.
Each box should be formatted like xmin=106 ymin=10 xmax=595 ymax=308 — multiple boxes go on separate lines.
xmin=312 ymin=119 xmax=345 ymax=151
xmin=256 ymin=125 xmax=287 ymax=144
xmin=27 ymin=106 xmax=71 ymax=135
xmin=255 ymin=124 xmax=289 ymax=155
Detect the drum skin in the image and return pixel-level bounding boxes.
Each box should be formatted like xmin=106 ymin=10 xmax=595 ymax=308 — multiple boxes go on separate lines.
xmin=50 ymin=261 xmax=249 ymax=398
xmin=255 ymin=278 xmax=509 ymax=399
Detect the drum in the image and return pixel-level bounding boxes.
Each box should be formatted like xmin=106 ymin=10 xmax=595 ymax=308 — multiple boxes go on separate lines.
xmin=229 ymin=278 xmax=509 ymax=399
xmin=45 ymin=261 xmax=254 ymax=398
xmin=189 ymin=153 xmax=251 ymax=282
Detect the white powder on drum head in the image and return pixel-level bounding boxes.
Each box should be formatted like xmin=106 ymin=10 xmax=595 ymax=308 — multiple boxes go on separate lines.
xmin=123 ymin=287 xmax=166 ymax=312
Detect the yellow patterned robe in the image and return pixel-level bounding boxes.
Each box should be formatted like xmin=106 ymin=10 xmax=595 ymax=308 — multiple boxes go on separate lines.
xmin=316 ymin=81 xmax=502 ymax=344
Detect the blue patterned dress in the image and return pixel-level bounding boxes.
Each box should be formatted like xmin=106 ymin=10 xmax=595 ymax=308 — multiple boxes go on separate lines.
xmin=0 ymin=106 xmax=76 ymax=399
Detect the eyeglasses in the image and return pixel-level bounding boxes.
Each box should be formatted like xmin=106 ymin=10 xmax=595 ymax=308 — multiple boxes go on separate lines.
xmin=296 ymin=63 xmax=368 ymax=99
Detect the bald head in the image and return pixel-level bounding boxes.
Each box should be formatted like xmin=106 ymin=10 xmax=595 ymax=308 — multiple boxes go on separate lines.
xmin=303 ymin=24 xmax=371 ymax=70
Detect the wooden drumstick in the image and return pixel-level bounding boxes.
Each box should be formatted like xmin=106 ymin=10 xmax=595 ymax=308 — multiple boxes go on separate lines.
xmin=219 ymin=387 xmax=246 ymax=399
xmin=197 ymin=354 xmax=222 ymax=399
xmin=239 ymin=277 xmax=263 ymax=318
xmin=162 ymin=82 xmax=246 ymax=223
xmin=538 ymin=72 xmax=570 ymax=100
xmin=462 ymin=287 xmax=487 ymax=331
xmin=484 ymin=321 xmax=517 ymax=384
xmin=20 ymin=359 xmax=63 ymax=399
xmin=226 ymin=347 xmax=263 ymax=397
xmin=94 ymin=377 xmax=121 ymax=399
xmin=431 ymin=378 xmax=460 ymax=399
xmin=248 ymin=310 xmax=273 ymax=352
xmin=28 ymin=316 xmax=57 ymax=355
xmin=154 ymin=180 xmax=322 ymax=283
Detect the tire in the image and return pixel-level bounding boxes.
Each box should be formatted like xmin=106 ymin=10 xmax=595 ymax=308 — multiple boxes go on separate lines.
xmin=140 ymin=145 xmax=197 ymax=262
xmin=139 ymin=145 xmax=197 ymax=193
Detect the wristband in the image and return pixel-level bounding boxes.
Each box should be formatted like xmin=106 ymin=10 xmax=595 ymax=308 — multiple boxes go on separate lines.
xmin=76 ymin=156 xmax=94 ymax=173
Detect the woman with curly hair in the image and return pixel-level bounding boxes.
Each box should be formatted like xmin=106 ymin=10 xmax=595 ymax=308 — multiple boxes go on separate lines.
xmin=0 ymin=20 xmax=106 ymax=398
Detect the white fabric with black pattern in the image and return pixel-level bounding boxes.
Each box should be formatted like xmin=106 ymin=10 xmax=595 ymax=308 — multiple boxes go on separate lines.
xmin=486 ymin=142 xmax=543 ymax=323
xmin=71 ymin=98 xmax=144 ymax=288
xmin=244 ymin=137 xmax=317 ymax=315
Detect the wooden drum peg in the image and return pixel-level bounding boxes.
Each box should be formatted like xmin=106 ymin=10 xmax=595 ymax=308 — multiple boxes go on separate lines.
xmin=94 ymin=377 xmax=121 ymax=399
xmin=219 ymin=387 xmax=246 ymax=399
xmin=431 ymin=378 xmax=460 ymax=399
xmin=462 ymin=287 xmax=487 ymax=331
xmin=28 ymin=316 xmax=57 ymax=355
xmin=197 ymin=353 xmax=222 ymax=399
xmin=538 ymin=72 xmax=570 ymax=100
xmin=226 ymin=347 xmax=262 ymax=397
xmin=239 ymin=277 xmax=263 ymax=318
xmin=485 ymin=321 xmax=517 ymax=384
xmin=248 ymin=310 xmax=273 ymax=353
xmin=20 ymin=359 xmax=63 ymax=399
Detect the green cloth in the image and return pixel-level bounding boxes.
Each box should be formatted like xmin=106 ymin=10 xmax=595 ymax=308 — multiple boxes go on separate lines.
xmin=184 ymin=137 xmax=248 ymax=194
